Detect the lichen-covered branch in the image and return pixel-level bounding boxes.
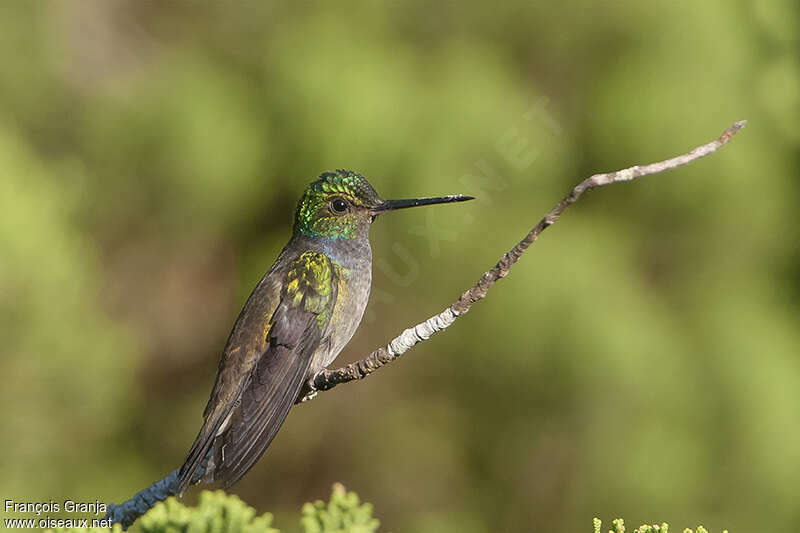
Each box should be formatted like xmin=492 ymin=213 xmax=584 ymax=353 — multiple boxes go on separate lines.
xmin=309 ymin=120 xmax=747 ymax=395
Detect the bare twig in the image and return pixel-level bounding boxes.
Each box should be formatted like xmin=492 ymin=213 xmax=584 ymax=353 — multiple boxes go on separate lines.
xmin=309 ymin=120 xmax=747 ymax=394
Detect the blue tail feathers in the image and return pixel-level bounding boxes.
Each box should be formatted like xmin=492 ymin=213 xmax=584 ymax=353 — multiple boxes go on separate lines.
xmin=105 ymin=452 xmax=210 ymax=530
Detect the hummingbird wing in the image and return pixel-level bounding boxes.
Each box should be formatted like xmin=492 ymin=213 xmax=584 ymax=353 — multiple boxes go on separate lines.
xmin=177 ymin=250 xmax=338 ymax=493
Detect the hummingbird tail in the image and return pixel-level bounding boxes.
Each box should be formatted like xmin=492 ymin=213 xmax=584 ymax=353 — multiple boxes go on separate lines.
xmin=177 ymin=413 xmax=228 ymax=495
xmin=105 ymin=451 xmax=212 ymax=530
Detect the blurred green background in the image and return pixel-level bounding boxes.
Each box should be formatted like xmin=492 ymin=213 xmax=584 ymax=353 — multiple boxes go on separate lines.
xmin=1 ymin=2 xmax=798 ymax=532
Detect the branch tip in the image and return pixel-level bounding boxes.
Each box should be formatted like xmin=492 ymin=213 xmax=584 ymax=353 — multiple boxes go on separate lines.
xmin=720 ymin=120 xmax=747 ymax=143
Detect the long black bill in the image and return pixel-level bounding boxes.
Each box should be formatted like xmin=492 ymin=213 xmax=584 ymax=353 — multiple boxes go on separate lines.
xmin=371 ymin=194 xmax=474 ymax=214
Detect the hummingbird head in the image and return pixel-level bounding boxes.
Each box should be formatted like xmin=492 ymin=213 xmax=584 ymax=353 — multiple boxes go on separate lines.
xmin=293 ymin=169 xmax=473 ymax=240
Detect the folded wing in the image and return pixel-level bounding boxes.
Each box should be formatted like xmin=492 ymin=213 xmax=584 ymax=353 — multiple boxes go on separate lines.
xmin=178 ymin=251 xmax=337 ymax=492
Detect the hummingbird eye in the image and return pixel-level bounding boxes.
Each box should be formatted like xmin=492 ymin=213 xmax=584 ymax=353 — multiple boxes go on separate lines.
xmin=329 ymin=197 xmax=349 ymax=214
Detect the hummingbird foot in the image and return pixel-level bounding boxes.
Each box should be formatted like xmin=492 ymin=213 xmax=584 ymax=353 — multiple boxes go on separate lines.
xmin=300 ymin=389 xmax=318 ymax=402
xmin=299 ymin=377 xmax=319 ymax=403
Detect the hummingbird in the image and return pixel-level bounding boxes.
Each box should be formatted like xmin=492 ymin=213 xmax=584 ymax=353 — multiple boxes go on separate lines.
xmin=177 ymin=169 xmax=473 ymax=493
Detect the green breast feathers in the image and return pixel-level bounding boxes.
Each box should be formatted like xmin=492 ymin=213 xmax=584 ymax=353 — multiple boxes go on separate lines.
xmin=285 ymin=251 xmax=337 ymax=329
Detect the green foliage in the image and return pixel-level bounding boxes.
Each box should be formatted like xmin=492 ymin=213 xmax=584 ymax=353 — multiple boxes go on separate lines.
xmin=136 ymin=491 xmax=279 ymax=533
xmin=48 ymin=489 xmax=728 ymax=533
xmin=593 ymin=518 xmax=728 ymax=533
xmin=300 ymin=483 xmax=380 ymax=533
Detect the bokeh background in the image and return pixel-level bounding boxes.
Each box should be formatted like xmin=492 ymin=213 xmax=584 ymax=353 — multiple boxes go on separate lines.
xmin=1 ymin=2 xmax=798 ymax=532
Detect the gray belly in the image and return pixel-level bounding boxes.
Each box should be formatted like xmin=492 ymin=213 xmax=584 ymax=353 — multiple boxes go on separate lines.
xmin=308 ymin=262 xmax=372 ymax=375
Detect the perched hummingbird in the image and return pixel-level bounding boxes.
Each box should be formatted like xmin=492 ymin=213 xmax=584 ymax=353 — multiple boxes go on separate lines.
xmin=177 ymin=169 xmax=473 ymax=493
